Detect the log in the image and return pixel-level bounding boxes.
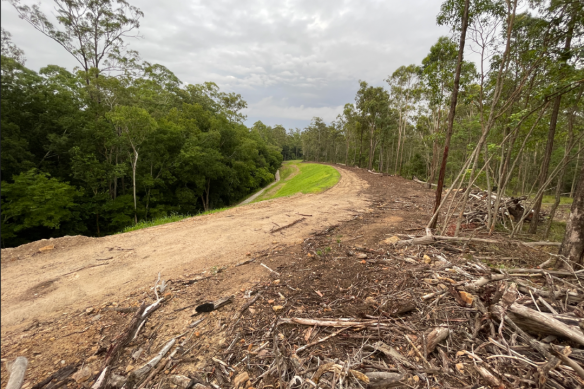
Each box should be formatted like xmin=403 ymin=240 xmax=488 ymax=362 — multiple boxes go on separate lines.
xmin=425 ymin=327 xmax=449 ymax=354
xmin=395 ymin=236 xmax=435 ymax=247
xmin=127 ymin=338 xmax=175 ymax=388
xmin=366 ymin=372 xmax=404 ymax=389
xmin=6 ymin=357 xmax=28 ymax=389
xmin=507 ymin=303 xmax=584 ymax=346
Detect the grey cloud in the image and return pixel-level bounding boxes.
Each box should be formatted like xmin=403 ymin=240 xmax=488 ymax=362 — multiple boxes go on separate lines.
xmin=1 ymin=0 xmax=450 ymax=128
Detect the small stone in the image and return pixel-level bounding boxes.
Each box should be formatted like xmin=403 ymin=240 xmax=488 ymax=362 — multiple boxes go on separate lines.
xmin=246 ymin=252 xmax=251 ymax=256
xmin=268 ymin=299 xmax=275 ymax=304
xmin=272 ymin=305 xmax=284 ymax=312
xmin=273 ymin=280 xmax=280 ymax=285
xmin=383 ymin=236 xmax=400 ymax=245
xmin=356 ymin=253 xmax=367 ymax=259
xmin=86 ymin=307 xmax=94 ymax=314
xmin=72 ymin=366 xmax=92 ymax=383
xmin=39 ymin=245 xmax=55 ymax=252
xmin=272 ymin=241 xmax=277 ymax=244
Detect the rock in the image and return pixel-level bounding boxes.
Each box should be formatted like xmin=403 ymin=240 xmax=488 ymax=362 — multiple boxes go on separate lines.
xmin=272 ymin=305 xmax=284 ymax=312
xmin=382 ymin=236 xmax=400 ymax=245
xmin=356 ymin=253 xmax=367 ymax=259
xmin=169 ymin=375 xmax=192 ymax=388
xmin=72 ymin=366 xmax=92 ymax=383
xmin=233 ymin=372 xmax=250 ymax=389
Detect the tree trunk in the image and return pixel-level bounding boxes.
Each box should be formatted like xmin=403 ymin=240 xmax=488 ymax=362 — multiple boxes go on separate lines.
xmin=132 ymin=151 xmax=139 ymax=225
xmin=529 ymin=94 xmax=561 ymax=233
xmin=429 ymin=0 xmax=470 ymax=229
xmin=559 ymin=164 xmax=584 ymax=265
xmin=529 ymin=13 xmax=575 ymax=233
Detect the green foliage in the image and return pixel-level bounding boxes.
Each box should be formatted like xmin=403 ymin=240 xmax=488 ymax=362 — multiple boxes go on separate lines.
xmin=1 ymin=169 xmax=82 ymax=245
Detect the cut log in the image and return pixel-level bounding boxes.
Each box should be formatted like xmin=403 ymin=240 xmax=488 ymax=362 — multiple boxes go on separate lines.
xmin=396 ymin=236 xmax=435 ymax=247
xmin=505 ymin=303 xmax=584 ymax=346
xmin=425 ymin=327 xmax=449 ymax=354
xmin=6 ymin=357 xmax=28 ymax=389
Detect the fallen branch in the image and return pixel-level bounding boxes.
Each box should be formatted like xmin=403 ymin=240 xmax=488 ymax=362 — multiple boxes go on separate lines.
xmin=295 ymin=327 xmax=349 ymax=354
xmin=270 ymin=218 xmax=305 ymax=233
xmin=6 ymin=357 xmax=28 ymax=389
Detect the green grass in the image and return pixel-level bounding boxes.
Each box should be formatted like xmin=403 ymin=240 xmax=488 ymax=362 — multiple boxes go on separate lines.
xmin=541 ymin=195 xmax=573 ymax=205
xmin=253 ymin=161 xmax=340 ymax=203
xmin=119 ymin=207 xmax=231 ymax=233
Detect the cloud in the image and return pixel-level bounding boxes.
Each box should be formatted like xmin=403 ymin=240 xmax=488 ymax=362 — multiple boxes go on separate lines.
xmin=1 ymin=0 xmax=450 ymax=128
xmin=247 ymin=96 xmax=344 ymax=122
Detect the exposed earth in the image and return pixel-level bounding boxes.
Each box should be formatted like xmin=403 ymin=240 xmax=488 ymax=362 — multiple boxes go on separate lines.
xmin=1 ymin=164 xmax=573 ymax=389
xmin=0 ymin=165 xmax=368 ymax=331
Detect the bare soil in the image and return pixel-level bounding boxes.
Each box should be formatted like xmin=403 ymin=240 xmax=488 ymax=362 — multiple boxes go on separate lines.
xmin=0 ymin=165 xmax=565 ymax=389
xmin=0 ymin=166 xmax=368 ymax=332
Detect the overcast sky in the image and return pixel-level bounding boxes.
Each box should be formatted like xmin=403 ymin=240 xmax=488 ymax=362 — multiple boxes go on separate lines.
xmin=1 ymin=0 xmax=450 ymax=129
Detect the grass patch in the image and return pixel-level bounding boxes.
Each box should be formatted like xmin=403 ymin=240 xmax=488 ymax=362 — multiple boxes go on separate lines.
xmin=541 ymin=195 xmax=573 ymax=205
xmin=253 ymin=161 xmax=340 ymax=203
xmin=119 ymin=207 xmax=232 ymax=234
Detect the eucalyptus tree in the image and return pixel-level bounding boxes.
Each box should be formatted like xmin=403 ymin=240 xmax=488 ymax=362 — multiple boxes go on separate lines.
xmin=355 ymin=81 xmax=390 ymax=170
xmin=386 ymin=65 xmax=421 ymax=174
xmin=106 ymin=105 xmax=157 ymax=224
xmin=1 ymin=28 xmax=26 ymax=65
xmin=9 ymin=0 xmax=143 ymax=83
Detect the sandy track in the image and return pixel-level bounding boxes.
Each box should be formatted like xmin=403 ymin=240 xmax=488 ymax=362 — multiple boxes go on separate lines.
xmin=0 ymin=166 xmax=369 ymax=331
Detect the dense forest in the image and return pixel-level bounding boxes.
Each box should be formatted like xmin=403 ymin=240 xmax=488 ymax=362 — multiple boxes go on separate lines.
xmin=0 ymin=1 xmax=287 ymax=247
xmin=297 ymin=0 xmax=583 ymax=242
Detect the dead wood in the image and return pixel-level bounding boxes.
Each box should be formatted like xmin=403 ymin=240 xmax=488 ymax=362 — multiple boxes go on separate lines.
xmin=6 ymin=357 xmax=28 ymax=389
xmin=395 ymin=236 xmax=435 ymax=246
xmin=194 ymin=295 xmax=234 ymax=314
xmin=270 ymin=217 xmax=305 ymax=233
xmin=228 ymin=292 xmax=261 ymax=333
xmin=497 ymin=303 xmax=584 ymax=345
xmin=424 ymin=327 xmax=449 ymax=354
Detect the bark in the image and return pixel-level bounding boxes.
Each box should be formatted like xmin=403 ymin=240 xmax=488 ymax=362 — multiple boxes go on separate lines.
xmin=429 ymin=0 xmax=470 ymax=229
xmin=559 ymin=164 xmax=584 ymax=265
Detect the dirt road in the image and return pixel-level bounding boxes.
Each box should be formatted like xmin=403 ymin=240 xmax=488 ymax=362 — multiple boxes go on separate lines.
xmin=0 ymin=166 xmax=369 ymax=331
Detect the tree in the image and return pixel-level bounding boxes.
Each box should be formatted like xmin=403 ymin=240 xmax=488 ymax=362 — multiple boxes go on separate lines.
xmin=106 ymin=105 xmax=157 ymax=223
xmin=1 ymin=27 xmax=26 ymax=65
xmin=429 ymin=0 xmax=470 ymax=229
xmin=1 ymin=169 xmax=81 ymax=246
xmin=10 ymin=0 xmax=143 ymax=82
xmin=559 ymin=164 xmax=584 ymax=265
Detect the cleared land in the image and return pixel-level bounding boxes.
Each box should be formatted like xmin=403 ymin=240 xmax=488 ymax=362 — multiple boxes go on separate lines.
xmin=0 ymin=166 xmax=368 ymax=331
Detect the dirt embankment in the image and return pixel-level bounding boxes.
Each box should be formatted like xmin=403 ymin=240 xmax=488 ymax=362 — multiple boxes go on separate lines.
xmin=0 ymin=166 xmax=369 ymax=332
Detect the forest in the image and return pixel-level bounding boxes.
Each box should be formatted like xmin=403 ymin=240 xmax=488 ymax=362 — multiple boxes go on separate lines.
xmin=0 ymin=1 xmax=286 ymax=247
xmin=297 ymin=0 xmax=583 ymax=245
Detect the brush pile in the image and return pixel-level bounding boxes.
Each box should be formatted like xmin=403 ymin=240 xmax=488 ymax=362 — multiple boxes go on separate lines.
xmin=463 ymin=191 xmax=546 ymax=226
xmin=7 ymin=236 xmax=584 ymax=389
